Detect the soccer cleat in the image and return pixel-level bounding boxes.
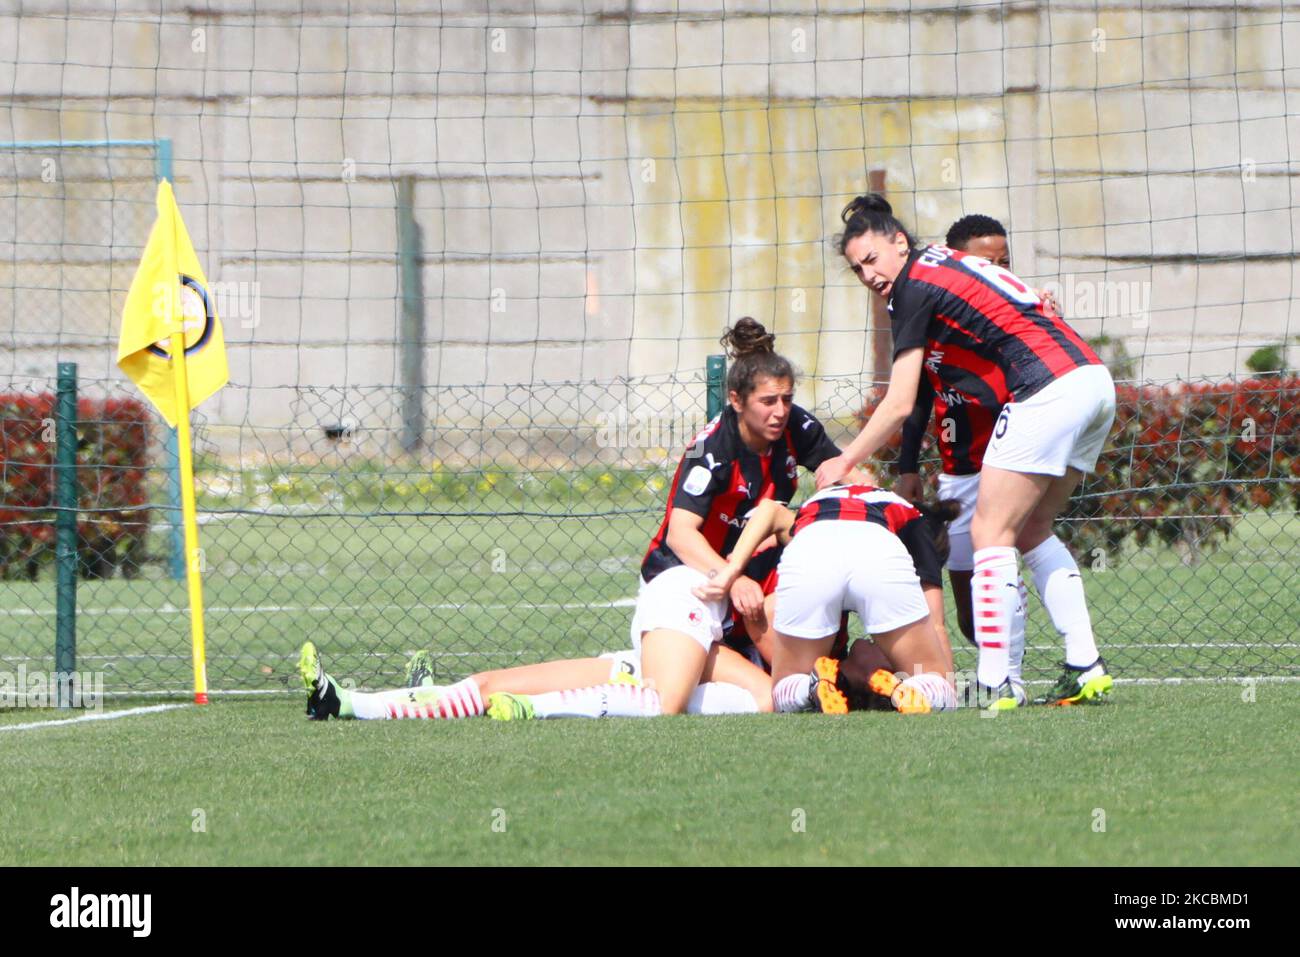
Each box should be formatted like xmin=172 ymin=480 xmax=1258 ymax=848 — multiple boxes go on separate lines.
xmin=864 ymin=668 xmax=930 ymax=714
xmin=299 ymin=640 xmax=342 ymax=720
xmin=868 ymin=668 xmax=899 ymax=699
xmin=404 ymin=650 xmax=439 ymax=689
xmin=1036 ymin=658 xmax=1113 ymax=706
xmin=811 ymin=657 xmax=849 ymax=715
xmin=986 ymin=679 xmax=1024 ymax=711
xmin=486 ymin=692 xmax=536 ymax=721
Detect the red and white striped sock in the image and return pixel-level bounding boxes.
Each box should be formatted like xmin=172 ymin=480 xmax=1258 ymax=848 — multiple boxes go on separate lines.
xmin=772 ymin=673 xmax=812 ymax=713
xmin=349 ymin=678 xmax=484 ymax=720
xmin=973 ymin=546 xmax=1019 ymax=689
xmin=530 ymin=684 xmax=661 ymax=719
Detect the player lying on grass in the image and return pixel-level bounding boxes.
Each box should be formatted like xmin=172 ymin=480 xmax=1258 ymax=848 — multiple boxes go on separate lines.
xmin=694 ymin=487 xmax=960 ymax=714
xmin=298 ymin=513 xmax=953 ymax=722
xmin=817 ymin=193 xmax=1117 ymax=709
xmin=298 ymin=639 xmax=765 ymax=721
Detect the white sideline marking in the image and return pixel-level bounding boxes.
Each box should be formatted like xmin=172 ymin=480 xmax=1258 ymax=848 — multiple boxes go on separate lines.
xmin=0 ymin=703 xmax=187 ymax=733
xmin=0 ymin=598 xmax=637 ymax=618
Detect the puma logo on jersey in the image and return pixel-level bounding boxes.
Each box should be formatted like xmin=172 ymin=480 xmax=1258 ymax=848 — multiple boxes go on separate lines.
xmin=736 ymin=480 xmax=750 ymax=496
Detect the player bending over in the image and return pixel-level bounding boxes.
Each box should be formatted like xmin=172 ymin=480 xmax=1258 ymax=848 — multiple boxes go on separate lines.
xmin=695 ymin=486 xmax=960 ymax=714
xmin=894 ymin=214 xmax=1034 ymax=704
xmin=817 ymin=194 xmax=1116 ymax=709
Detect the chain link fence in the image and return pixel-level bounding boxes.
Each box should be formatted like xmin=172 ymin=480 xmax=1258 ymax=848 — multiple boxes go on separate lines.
xmin=2 ymin=366 xmax=1297 ymax=697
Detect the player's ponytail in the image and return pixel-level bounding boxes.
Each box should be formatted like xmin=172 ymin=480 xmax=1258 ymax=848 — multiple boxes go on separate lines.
xmin=835 ymin=192 xmax=917 ymax=254
xmin=719 ymin=317 xmax=796 ymax=403
xmin=914 ymin=497 xmax=962 ymax=567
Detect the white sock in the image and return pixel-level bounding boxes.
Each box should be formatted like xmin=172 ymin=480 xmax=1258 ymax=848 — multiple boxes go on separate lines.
xmin=1022 ymin=535 xmax=1100 ymax=668
xmin=530 ymin=684 xmax=661 ymax=719
xmin=897 ymin=672 xmax=958 ymax=712
xmin=687 ymin=682 xmax=760 ymax=715
xmin=1008 ymin=576 xmax=1028 ymax=688
xmin=772 ymin=673 xmax=812 ymax=712
xmin=973 ymin=546 xmax=1019 ymax=688
xmin=350 ymin=678 xmax=484 ymax=720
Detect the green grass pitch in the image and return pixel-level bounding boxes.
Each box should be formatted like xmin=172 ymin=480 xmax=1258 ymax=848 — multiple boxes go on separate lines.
xmin=0 ymin=501 xmax=1296 ymax=865
xmin=0 ymin=685 xmax=1296 ymax=866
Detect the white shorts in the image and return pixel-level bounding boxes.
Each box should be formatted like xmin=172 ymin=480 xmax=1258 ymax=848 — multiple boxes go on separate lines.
xmin=773 ymin=521 xmax=930 ymax=638
xmin=629 ymin=564 xmax=728 ymax=654
xmin=982 ymin=364 xmax=1116 ymax=476
xmin=937 ymin=471 xmax=980 ymax=572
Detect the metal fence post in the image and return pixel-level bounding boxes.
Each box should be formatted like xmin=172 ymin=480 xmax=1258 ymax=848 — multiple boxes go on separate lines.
xmin=706 ymin=354 xmax=726 ymax=420
xmin=54 ymin=362 xmax=78 ymax=707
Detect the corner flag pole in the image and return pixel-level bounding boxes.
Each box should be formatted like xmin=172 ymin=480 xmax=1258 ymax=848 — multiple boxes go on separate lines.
xmin=163 ymin=182 xmax=210 ymax=706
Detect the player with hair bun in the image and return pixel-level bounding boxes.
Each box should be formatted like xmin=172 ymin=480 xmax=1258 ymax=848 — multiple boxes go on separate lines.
xmin=818 ymin=193 xmax=1117 ymax=709
xmin=621 ymin=316 xmax=845 ymax=715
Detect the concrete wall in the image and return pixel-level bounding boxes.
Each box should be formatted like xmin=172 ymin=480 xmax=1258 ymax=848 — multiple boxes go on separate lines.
xmin=1 ymin=0 xmax=1297 ymax=448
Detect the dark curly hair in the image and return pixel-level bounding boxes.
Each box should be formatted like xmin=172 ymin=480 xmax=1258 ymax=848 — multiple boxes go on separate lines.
xmin=718 ymin=317 xmax=796 ymax=402
xmin=945 ymin=214 xmax=1007 ymax=251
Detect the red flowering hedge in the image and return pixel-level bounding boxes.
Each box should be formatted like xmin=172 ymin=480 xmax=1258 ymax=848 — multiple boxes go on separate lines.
xmin=858 ymin=375 xmax=1300 ymax=560
xmin=0 ymin=394 xmax=152 ymax=580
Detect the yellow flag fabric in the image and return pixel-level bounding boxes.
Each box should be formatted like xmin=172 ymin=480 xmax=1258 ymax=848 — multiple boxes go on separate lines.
xmin=117 ymin=180 xmax=228 ymax=427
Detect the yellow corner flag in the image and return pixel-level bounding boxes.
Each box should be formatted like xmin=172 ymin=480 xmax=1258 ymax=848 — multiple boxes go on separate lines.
xmin=118 ymin=179 xmax=228 ymax=427
xmin=118 ymin=179 xmax=226 ymax=705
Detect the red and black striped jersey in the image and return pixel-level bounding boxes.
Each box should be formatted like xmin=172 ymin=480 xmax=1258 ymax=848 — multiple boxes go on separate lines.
xmin=888 ymin=245 xmax=1100 ymax=404
xmin=790 ymin=484 xmax=943 ymax=586
xmin=640 ymin=404 xmax=840 ymax=583
xmin=897 ymin=349 xmax=1010 ymax=475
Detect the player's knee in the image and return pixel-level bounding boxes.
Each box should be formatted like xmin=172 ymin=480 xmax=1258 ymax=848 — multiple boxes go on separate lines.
xmin=1016 ymin=518 xmax=1054 ymax=552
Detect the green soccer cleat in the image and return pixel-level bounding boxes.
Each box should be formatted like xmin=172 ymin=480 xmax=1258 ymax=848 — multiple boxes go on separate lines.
xmin=299 ymin=640 xmax=344 ymax=720
xmin=486 ymin=692 xmax=536 ymax=721
xmin=1035 ymin=658 xmax=1114 ymax=706
xmin=404 ymin=650 xmax=439 ymax=689
xmin=986 ymin=679 xmax=1027 ymax=711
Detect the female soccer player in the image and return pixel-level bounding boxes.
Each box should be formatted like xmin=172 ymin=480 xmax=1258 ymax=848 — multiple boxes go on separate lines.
xmin=695 ymin=487 xmax=959 ymax=714
xmin=894 ymin=214 xmax=1029 ymax=705
xmin=816 ymin=194 xmax=1116 ymax=709
xmin=619 ymin=315 xmax=844 ymax=714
